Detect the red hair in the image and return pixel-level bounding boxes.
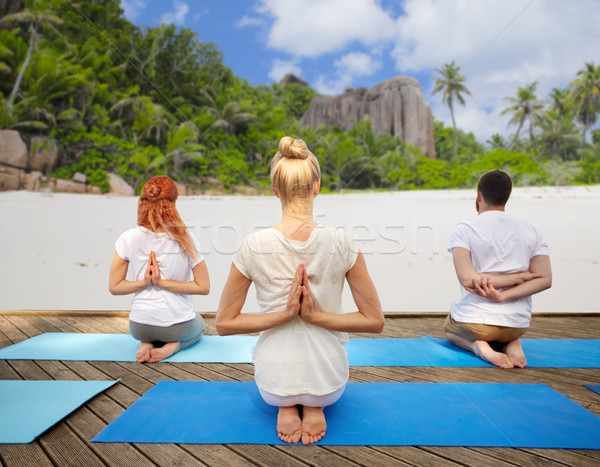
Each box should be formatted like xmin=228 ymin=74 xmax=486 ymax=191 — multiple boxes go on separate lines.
xmin=137 ymin=176 xmax=198 ymax=260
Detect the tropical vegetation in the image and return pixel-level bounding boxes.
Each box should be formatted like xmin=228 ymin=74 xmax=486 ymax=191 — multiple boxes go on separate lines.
xmin=1 ymin=0 xmax=599 ymax=194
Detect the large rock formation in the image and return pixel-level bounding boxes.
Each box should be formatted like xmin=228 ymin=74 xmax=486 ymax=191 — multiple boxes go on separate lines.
xmin=28 ymin=136 xmax=58 ymax=172
xmin=279 ymin=73 xmax=310 ymax=88
xmin=300 ymin=76 xmax=435 ymax=158
xmin=0 ymin=130 xmax=28 ymax=168
xmin=108 ymin=172 xmax=135 ymax=196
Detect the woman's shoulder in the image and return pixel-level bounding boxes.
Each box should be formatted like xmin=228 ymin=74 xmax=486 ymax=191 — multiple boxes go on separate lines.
xmin=316 ymin=224 xmax=355 ymax=243
xmin=117 ymin=226 xmax=142 ymax=240
xmin=239 ymin=228 xmax=277 ymax=248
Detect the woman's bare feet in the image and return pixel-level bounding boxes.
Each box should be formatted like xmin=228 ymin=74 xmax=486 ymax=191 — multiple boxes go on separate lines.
xmin=136 ymin=342 xmax=153 ymax=363
xmin=473 ymin=340 xmax=514 ymax=368
xmin=148 ymin=341 xmax=180 ymax=363
xmin=505 ymin=339 xmax=527 ymax=368
xmin=277 ymin=406 xmax=302 ymax=444
xmin=301 ymin=406 xmax=326 ymax=445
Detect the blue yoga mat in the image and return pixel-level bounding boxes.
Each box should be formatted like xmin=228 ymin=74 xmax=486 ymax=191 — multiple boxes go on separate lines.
xmin=1 ymin=380 xmax=118 ymax=444
xmin=347 ymin=336 xmax=600 ymax=368
xmin=0 ymin=333 xmax=257 ymax=363
xmin=1 ymin=334 xmax=599 ymax=367
xmin=585 ymin=385 xmax=600 ymax=396
xmin=92 ymin=381 xmax=600 ymax=448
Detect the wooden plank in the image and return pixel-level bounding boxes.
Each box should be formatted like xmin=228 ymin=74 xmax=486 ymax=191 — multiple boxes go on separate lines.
xmin=275 ymin=445 xmax=362 ymax=466
xmin=0 ymin=444 xmax=54 ymax=467
xmin=0 ymin=327 xmax=15 ymax=350
xmin=323 ymin=446 xmax=413 ymax=466
xmin=0 ymin=315 xmax=28 ymax=344
xmin=229 ymin=444 xmax=311 ymax=466
xmin=39 ymin=422 xmax=105 ymax=466
xmin=19 ymin=315 xmax=63 ymax=333
xmin=36 ymin=315 xmax=84 ymax=333
xmin=6 ymin=360 xmax=50 ymax=381
xmin=470 ymin=447 xmax=585 ymax=467
xmin=0 ymin=359 xmax=20 ymax=379
xmin=421 ymin=446 xmax=517 ymax=466
xmin=370 ymin=446 xmax=464 ymax=466
xmin=178 ymin=445 xmax=255 ymax=466
xmin=58 ymin=315 xmax=107 ymax=333
xmin=35 ymin=360 xmax=82 ymax=381
xmin=132 ymin=443 xmax=207 ymax=466
xmin=197 ymin=363 xmax=255 ymax=382
xmin=85 ymin=361 xmax=155 ymax=395
xmin=520 ymin=448 xmax=600 ymax=466
xmin=3 ymin=315 xmax=44 ymax=340
xmin=83 ymin=315 xmax=130 ymax=334
xmin=66 ymin=405 xmax=155 ymax=466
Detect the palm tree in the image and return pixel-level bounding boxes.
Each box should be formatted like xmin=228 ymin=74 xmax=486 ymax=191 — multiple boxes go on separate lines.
xmin=486 ymin=133 xmax=507 ymax=150
xmin=549 ymin=87 xmax=571 ymax=116
xmin=536 ymin=109 xmax=580 ymax=160
xmin=568 ymin=62 xmax=600 ymax=143
xmin=431 ymin=61 xmax=471 ymax=158
xmin=0 ymin=0 xmax=62 ymax=109
xmin=166 ymin=122 xmax=206 ymax=177
xmin=501 ymin=81 xmax=546 ymax=148
xmin=207 ymin=98 xmax=255 ymax=135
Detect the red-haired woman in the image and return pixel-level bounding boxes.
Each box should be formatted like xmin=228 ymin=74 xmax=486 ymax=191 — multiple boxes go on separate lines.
xmin=109 ymin=176 xmax=209 ymax=363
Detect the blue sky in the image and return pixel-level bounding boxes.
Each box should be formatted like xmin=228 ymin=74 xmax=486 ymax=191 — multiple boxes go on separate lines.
xmin=120 ymin=0 xmax=600 ymax=142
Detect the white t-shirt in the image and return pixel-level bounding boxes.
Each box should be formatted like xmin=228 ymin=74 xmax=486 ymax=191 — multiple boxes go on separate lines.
xmin=233 ymin=225 xmax=358 ymax=396
xmin=448 ymin=210 xmax=549 ymax=328
xmin=115 ymin=226 xmax=204 ymax=326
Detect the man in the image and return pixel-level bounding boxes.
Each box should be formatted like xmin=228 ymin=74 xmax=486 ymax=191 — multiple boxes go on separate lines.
xmin=445 ymin=170 xmax=552 ymax=368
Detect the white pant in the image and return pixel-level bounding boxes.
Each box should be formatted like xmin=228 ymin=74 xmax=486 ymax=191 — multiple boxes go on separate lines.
xmin=259 ymin=384 xmax=346 ymax=407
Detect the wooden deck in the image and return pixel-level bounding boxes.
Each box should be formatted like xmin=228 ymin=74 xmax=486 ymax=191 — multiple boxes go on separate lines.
xmin=1 ymin=312 xmax=599 ymax=466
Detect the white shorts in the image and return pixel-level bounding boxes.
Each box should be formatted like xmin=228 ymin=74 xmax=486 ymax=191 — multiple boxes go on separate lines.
xmin=259 ymin=384 xmax=346 ymax=408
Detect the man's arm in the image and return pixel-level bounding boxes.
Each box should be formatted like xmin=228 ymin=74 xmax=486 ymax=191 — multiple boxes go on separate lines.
xmin=452 ymin=247 xmax=540 ymax=290
xmin=472 ymin=255 xmax=552 ymax=302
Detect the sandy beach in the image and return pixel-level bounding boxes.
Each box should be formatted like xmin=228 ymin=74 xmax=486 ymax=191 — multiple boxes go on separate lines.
xmin=1 ymin=185 xmax=599 ymax=313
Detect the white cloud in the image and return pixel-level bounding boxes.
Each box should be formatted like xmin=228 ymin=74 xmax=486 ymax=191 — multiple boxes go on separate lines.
xmin=315 ymin=51 xmax=382 ymax=95
xmin=257 ymin=0 xmax=396 ymax=57
xmin=314 ymin=75 xmax=355 ymax=96
xmin=393 ymin=0 xmax=600 ymax=140
xmin=268 ymin=59 xmax=303 ymax=82
xmin=160 ymin=0 xmax=189 ymax=26
xmin=120 ymin=0 xmax=148 ymax=21
xmin=236 ymin=15 xmax=264 ymax=28
xmin=335 ymin=52 xmax=381 ymax=77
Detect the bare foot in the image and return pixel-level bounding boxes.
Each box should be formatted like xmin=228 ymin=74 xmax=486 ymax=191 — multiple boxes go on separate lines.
xmin=148 ymin=342 xmax=180 ymax=363
xmin=505 ymin=339 xmax=527 ymax=368
xmin=136 ymin=342 xmax=153 ymax=363
xmin=301 ymin=406 xmax=326 ymax=445
xmin=473 ymin=340 xmax=514 ymax=368
xmin=277 ymin=406 xmax=302 ymax=444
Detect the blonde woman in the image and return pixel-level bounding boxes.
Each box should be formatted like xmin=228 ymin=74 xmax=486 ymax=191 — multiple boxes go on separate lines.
xmin=109 ymin=176 xmax=209 ymax=363
xmin=216 ymin=137 xmax=384 ymax=445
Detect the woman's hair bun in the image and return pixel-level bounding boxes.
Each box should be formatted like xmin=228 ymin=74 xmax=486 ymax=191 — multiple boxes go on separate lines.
xmin=278 ymin=136 xmax=309 ymax=160
xmin=140 ymin=176 xmax=177 ymax=202
xmin=146 ymin=184 xmax=161 ymax=198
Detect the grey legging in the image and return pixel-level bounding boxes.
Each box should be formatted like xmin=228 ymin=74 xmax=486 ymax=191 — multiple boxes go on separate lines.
xmin=129 ymin=314 xmax=205 ymax=351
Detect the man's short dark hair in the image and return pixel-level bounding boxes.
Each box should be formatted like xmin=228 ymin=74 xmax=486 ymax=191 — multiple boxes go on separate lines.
xmin=477 ymin=170 xmax=512 ymax=206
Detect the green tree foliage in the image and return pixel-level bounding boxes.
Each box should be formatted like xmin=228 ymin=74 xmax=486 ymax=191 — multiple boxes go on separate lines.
xmin=501 ymin=81 xmax=546 ymax=148
xmin=0 ymin=0 xmax=598 ymax=192
xmin=431 ymin=61 xmax=472 ymax=159
xmin=568 ymin=62 xmax=600 ymax=142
